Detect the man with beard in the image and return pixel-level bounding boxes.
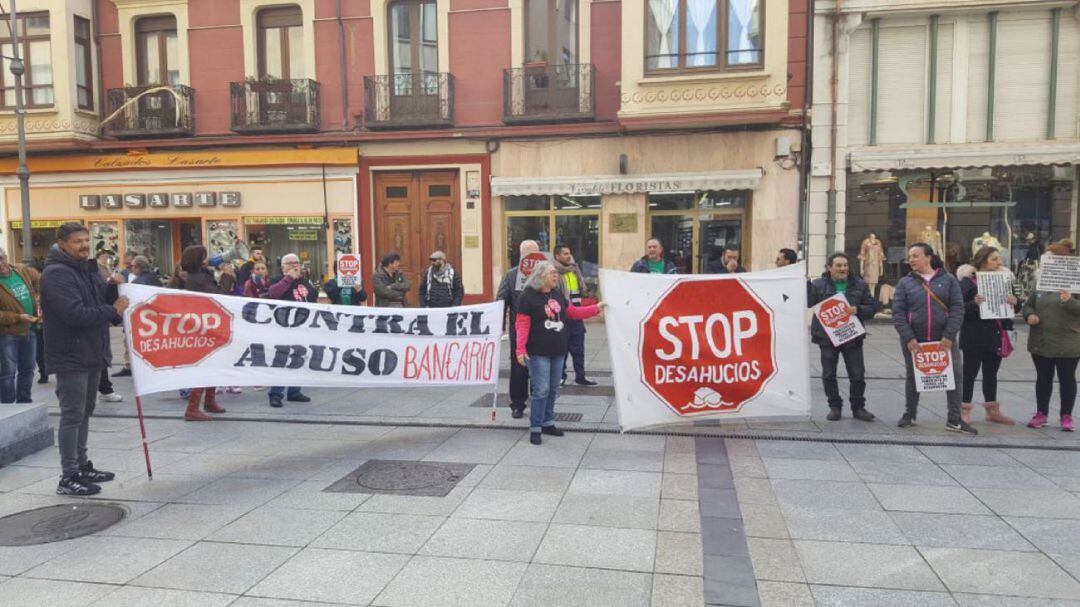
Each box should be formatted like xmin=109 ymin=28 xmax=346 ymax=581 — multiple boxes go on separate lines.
xmin=265 ymin=253 xmax=317 ymax=408
xmin=553 ymin=244 xmax=597 ymax=387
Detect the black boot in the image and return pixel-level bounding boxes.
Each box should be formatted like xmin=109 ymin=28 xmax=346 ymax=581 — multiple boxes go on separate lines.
xmin=530 ymin=432 xmax=542 ymax=445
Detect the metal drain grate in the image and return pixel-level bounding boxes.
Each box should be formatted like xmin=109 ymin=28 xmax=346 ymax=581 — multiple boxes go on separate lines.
xmin=554 ymin=412 xmax=584 ymax=422
xmin=323 ymin=460 xmax=476 ymax=497
xmin=0 ymin=503 xmax=126 ymax=546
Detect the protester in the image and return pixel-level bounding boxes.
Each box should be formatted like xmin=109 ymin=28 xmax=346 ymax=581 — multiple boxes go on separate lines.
xmin=218 ymin=262 xmax=239 ymax=295
xmin=497 ymin=240 xmax=539 ymax=419
xmin=1022 ymin=239 xmax=1080 ymax=432
xmin=27 ymin=258 xmax=48 ymax=385
xmin=705 ymin=245 xmax=746 ymax=274
xmin=891 ymin=243 xmax=974 ymax=434
xmin=553 ymin=244 xmax=597 ymax=387
xmin=173 ymin=246 xmax=227 ymax=421
xmin=41 ymin=223 xmax=128 ymax=495
xmin=372 ymin=252 xmax=411 ymax=307
xmin=959 ymin=246 xmax=1017 ymax=425
xmin=516 ymin=261 xmax=602 ymax=445
xmin=777 ymin=248 xmax=798 ymax=267
xmin=266 ymin=253 xmax=317 ymax=407
xmin=127 ymin=255 xmax=161 ymax=286
xmin=323 ymin=273 xmax=368 ymax=305
xmin=418 ymin=251 xmax=463 ymax=308
xmin=807 ymin=252 xmax=878 ymax=421
xmin=630 ymin=238 xmax=679 ymax=274
xmin=243 ymin=261 xmax=271 ymax=298
xmin=236 ymin=245 xmax=266 ymax=287
xmin=95 ymin=265 xmax=124 ymax=404
xmin=0 ymin=247 xmax=41 ymax=404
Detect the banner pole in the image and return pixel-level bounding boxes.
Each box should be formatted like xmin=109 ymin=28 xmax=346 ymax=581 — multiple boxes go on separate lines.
xmin=133 ymin=392 xmax=153 ymax=481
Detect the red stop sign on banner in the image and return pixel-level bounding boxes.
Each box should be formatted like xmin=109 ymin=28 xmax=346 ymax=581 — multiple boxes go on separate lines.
xmin=639 ymin=279 xmax=777 ymax=415
xmin=130 ymin=294 xmax=233 ymax=369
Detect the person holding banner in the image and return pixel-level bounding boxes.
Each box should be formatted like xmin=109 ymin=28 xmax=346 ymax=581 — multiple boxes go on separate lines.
xmin=173 ymin=246 xmax=228 ymax=421
xmin=630 ymin=239 xmax=679 ymax=274
xmin=959 ymin=247 xmax=1018 ymax=425
xmin=498 ymin=240 xmax=540 ymax=419
xmin=891 ymin=243 xmax=976 ymax=434
xmin=267 ymin=253 xmax=318 ymax=408
xmin=515 ymin=261 xmax=602 ymax=445
xmin=807 ymin=252 xmax=879 ymax=422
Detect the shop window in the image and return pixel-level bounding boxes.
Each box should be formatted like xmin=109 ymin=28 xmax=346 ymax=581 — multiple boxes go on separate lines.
xmin=332 ymin=218 xmax=353 ymax=255
xmin=245 ymin=217 xmax=328 ymax=283
xmin=74 ymin=16 xmax=93 ymax=110
xmin=505 ymin=194 xmax=600 ymax=293
xmin=648 ymin=190 xmax=749 ymax=273
xmin=0 ymin=12 xmax=54 ymax=108
xmin=125 ymin=219 xmax=201 ymax=278
xmin=525 ymin=0 xmax=577 ymax=65
xmin=257 ymin=5 xmax=304 ymax=80
xmin=136 ymin=15 xmax=179 ymax=85
xmin=10 ymin=220 xmax=78 ymax=266
xmin=646 ymin=0 xmax=762 ymax=73
xmin=88 ymin=222 xmax=120 ymax=259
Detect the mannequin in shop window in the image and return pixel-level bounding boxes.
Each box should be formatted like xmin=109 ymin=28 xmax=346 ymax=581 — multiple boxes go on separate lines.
xmin=921 ymin=224 xmax=944 ymax=255
xmin=972 ymin=232 xmax=1003 ymax=256
xmin=858 ymin=233 xmax=885 ymax=293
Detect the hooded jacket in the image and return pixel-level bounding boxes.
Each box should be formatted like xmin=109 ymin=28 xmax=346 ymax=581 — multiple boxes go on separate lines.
xmin=891 ymin=267 xmax=965 ymax=344
xmin=807 ymin=271 xmax=878 ymax=348
xmin=40 ymin=245 xmax=121 ymax=373
xmin=1022 ymin=290 xmax=1080 ymax=358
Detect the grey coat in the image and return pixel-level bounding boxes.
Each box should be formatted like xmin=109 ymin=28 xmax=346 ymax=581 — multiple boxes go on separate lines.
xmin=371 ymin=267 xmax=411 ymax=307
xmin=1022 ymin=290 xmax=1080 ymax=358
xmin=891 ymin=268 xmax=965 ymax=344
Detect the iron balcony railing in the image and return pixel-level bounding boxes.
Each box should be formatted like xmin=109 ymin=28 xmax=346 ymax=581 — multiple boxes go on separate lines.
xmin=230 ymin=79 xmax=321 ymax=134
xmin=503 ymin=63 xmax=595 ymax=124
xmin=362 ymin=72 xmax=454 ymax=130
xmin=103 ymin=84 xmax=195 ymax=139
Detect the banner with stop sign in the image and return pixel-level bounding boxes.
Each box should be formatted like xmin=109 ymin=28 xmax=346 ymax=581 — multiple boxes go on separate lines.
xmin=912 ymin=342 xmax=956 ymax=393
xmin=813 ymin=294 xmax=866 ymax=348
xmin=601 ymin=265 xmax=812 ymax=431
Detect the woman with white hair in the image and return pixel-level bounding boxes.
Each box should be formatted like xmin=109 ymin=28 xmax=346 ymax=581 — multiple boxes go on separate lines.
xmin=515 ymin=261 xmax=602 ymax=445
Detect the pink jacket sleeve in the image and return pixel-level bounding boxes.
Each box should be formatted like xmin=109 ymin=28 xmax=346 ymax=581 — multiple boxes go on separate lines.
xmin=566 ymin=304 xmax=599 ymax=321
xmin=515 ymin=313 xmax=531 ymax=358
xmin=267 ymin=275 xmax=294 ymax=299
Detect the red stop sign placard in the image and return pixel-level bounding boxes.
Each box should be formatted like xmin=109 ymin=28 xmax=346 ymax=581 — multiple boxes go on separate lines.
xmin=519 ymin=252 xmax=548 ymax=277
xmin=338 ymin=253 xmax=361 ymax=277
xmin=817 ymin=298 xmax=850 ymax=329
xmin=914 ymin=343 xmax=950 ymax=375
xmin=639 ymin=279 xmax=776 ymax=415
xmin=129 ymin=293 xmax=233 ymax=369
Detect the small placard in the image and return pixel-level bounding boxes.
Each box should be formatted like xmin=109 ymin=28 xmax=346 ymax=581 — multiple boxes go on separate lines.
xmin=610 ymin=213 xmax=638 ymax=234
xmin=1037 ymin=254 xmax=1080 ymax=294
xmin=464 ymin=235 xmax=480 ymax=249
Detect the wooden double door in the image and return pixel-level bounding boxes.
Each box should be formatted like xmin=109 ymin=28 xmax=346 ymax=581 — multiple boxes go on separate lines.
xmin=373 ymin=171 xmax=461 ymax=299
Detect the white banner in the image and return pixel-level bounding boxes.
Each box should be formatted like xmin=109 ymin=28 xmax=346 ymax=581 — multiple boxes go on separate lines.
xmin=813 ymin=294 xmax=866 ymax=347
xmin=602 ymin=265 xmax=812 ymax=431
xmin=977 ymin=272 xmax=1013 ymax=320
xmin=120 ymin=284 xmax=503 ymax=396
xmin=1037 ymin=254 xmax=1080 ymax=293
xmin=913 ymin=342 xmax=956 ymax=393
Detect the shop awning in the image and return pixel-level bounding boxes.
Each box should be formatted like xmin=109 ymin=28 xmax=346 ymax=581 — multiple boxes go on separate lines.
xmin=848 ymin=142 xmax=1080 ymax=173
xmin=490 ymin=169 xmax=765 ymax=197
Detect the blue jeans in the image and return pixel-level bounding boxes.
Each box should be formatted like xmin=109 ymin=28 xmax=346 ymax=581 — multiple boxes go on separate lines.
xmin=527 ymin=354 xmax=565 ymax=432
xmin=0 ymin=334 xmax=36 ymax=403
xmin=269 ymin=386 xmax=302 ymax=400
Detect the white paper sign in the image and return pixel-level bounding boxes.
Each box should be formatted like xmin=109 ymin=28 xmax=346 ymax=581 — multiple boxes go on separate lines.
xmin=121 ymin=284 xmax=502 ymax=396
xmin=1037 ymin=254 xmax=1080 ymax=293
xmin=602 ymin=264 xmax=812 ymax=432
xmin=912 ymin=342 xmax=956 ymax=393
xmin=813 ymin=294 xmax=866 ymax=347
xmin=336 ymin=252 xmax=362 ymax=288
xmin=976 ymin=272 xmax=1012 ymax=320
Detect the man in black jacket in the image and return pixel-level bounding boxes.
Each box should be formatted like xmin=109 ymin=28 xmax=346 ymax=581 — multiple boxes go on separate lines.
xmin=41 ymin=223 xmax=128 ymax=496
xmin=807 ymin=252 xmax=879 ymax=422
xmin=419 ymin=251 xmax=464 ymax=308
xmin=266 ymin=253 xmax=317 ymax=408
xmin=705 ymin=245 xmax=746 ymax=274
xmin=497 ymin=239 xmax=539 ymax=418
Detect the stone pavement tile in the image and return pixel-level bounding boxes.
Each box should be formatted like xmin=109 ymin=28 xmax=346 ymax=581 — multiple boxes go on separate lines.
xmin=91 ymin=586 xmax=237 ymax=607
xmin=755 ymin=441 xmax=843 ymax=460
xmin=655 ymin=531 xmax=703 ymax=576
xmin=702 ymin=554 xmax=758 ymax=607
xmin=581 ymin=448 xmax=665 ymax=472
xmin=1005 ymin=517 xmax=1080 ymax=555
xmin=953 ymin=595 xmax=1080 ymax=607
xmin=248 ymin=548 xmax=408 ymax=605
xmin=697 ymin=463 xmax=735 ymax=489
xmin=94 ymin=474 xmax=213 ymax=503
xmin=373 ymin=555 xmax=527 ymax=607
xmin=728 ymin=456 xmax=768 ymax=479
xmin=477 ymin=465 xmax=575 ymax=493
xmin=1038 ymin=468 xmax=1080 ymax=492
xmin=132 ymin=541 xmax=297 ymax=594
xmin=651 ymin=573 xmax=704 ymax=607
xmin=102 ymin=503 xmax=251 ymax=541
xmin=23 ymin=536 xmax=191 ymax=584
xmin=0 ymin=465 xmax=66 ymax=492
xmin=593 ymin=434 xmax=667 ymax=452
xmin=1005 ymin=449 xmax=1080 ymax=470
xmin=0 ymin=536 xmax=92 ymax=576
xmin=419 ymin=518 xmax=547 ymax=562
xmin=758 ymin=581 xmax=813 ymax=607
xmin=661 ymin=473 xmax=699 ymax=501
xmin=228 ymin=598 xmax=354 ymax=607
xmin=942 ymin=464 xmax=1058 ymax=490
xmin=264 ymin=480 xmax=373 ymax=511
xmin=811 ymin=586 xmax=958 ymax=607
xmin=969 ymin=488 xmax=1080 ymax=519
xmin=781 ymin=505 xmax=908 ymax=545
xmin=566 ymin=469 xmax=663 ymax=498
xmin=1050 ymin=552 xmax=1080 ymax=580
xmin=0 ymin=492 xmax=72 ymax=518
xmin=452 ymin=489 xmax=562 ymax=523
xmin=534 ymin=524 xmax=656 ymax=572
xmin=794 ymin=540 xmax=944 ymax=591
xmin=701 ymin=516 xmax=750 ymax=558
xmin=835 ymin=443 xmax=932 ymax=463
xmin=312 ymin=512 xmax=443 ymax=553
xmin=663 ymin=452 xmax=698 ymax=474
xmin=771 ymin=479 xmax=882 ymax=511
xmin=698 ymin=488 xmax=742 ymax=518
xmin=762 ymin=457 xmax=860 ymax=482
xmin=173 ymin=477 xmax=300 ymax=508
xmin=552 ymin=493 xmax=661 ymax=529
xmin=741 ymin=503 xmax=791 ymax=539
xmin=162 ymin=453 xmax=267 ymax=477
xmin=747 ymin=537 xmax=805 ymax=583
xmin=921 ymin=547 xmax=1080 ymax=599
xmin=208 ymin=506 xmax=346 ymax=547
xmin=916 ymin=446 xmax=1024 ymax=467
xmin=422 ymin=429 xmax=522 ymax=464
xmin=724 ymin=438 xmax=759 ymax=457
xmin=734 ymin=477 xmax=778 ymax=505
xmin=358 ymin=484 xmax=472 ymax=517
xmin=850 ymin=460 xmax=960 ymax=487
xmin=228 ymin=457 xmax=340 ymax=481
xmin=507 ymin=563 xmax=651 ymax=607
xmin=890 ymin=512 xmax=1035 ymax=551
xmin=499 ymin=433 xmax=593 ymax=469
xmin=658 ymin=499 xmax=700 ymax=532
xmin=0 ymin=578 xmax=114 ymax=607
xmin=868 ymin=484 xmax=992 ymax=515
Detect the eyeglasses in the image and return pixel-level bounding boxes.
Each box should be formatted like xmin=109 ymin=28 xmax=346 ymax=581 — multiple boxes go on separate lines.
xmin=430 ymin=258 xmax=440 ymax=263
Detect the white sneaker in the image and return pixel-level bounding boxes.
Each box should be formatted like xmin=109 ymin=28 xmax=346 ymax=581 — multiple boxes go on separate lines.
xmin=98 ymin=393 xmax=123 ymax=403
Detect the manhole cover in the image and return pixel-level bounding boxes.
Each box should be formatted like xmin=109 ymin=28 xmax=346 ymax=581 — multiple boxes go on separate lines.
xmin=324 ymin=460 xmax=476 ymax=497
xmin=0 ymin=503 xmax=126 ymax=546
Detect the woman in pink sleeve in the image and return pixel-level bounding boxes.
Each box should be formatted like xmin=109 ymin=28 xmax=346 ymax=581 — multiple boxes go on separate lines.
xmin=515 ymin=261 xmax=603 ymax=445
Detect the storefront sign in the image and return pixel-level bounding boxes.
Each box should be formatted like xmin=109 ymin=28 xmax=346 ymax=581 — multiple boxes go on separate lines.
xmin=569 ymin=179 xmax=681 ymax=195
xmin=1037 ymin=254 xmax=1080 ymax=294
xmin=103 ymin=195 xmax=122 ymax=209
xmin=610 ymin=213 xmax=638 ymax=234
xmin=11 ymin=219 xmax=79 ymax=229
xmin=78 ymin=192 xmax=241 ymax=210
xmin=913 ymin=342 xmax=956 ymax=393
xmin=814 ymin=294 xmax=866 ymax=347
xmin=491 ymin=170 xmax=764 ymax=197
xmin=149 ymin=194 xmax=169 ymax=208
xmin=464 ymin=235 xmax=480 ymax=249
xmin=288 ymin=231 xmax=319 ymax=241
xmin=244 ymin=216 xmax=325 ymax=226
xmin=125 ymin=194 xmax=146 ymax=208
xmin=80 ymin=195 xmax=99 ymax=209
xmin=977 ymin=272 xmax=1014 ymax=319
xmin=0 ymin=148 xmax=358 ymax=174
xmin=195 ymin=193 xmax=217 ymax=207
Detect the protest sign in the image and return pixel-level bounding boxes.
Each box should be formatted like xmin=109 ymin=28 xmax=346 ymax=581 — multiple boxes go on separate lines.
xmin=336 ymin=252 xmax=362 ymax=288
xmin=121 ymin=284 xmax=502 ymax=396
xmin=515 ymin=252 xmax=551 ymax=291
xmin=1037 ymin=254 xmax=1080 ymax=293
xmin=602 ymin=264 xmax=811 ymax=431
xmin=976 ymin=272 xmax=1013 ymax=320
xmin=912 ymin=341 xmax=956 ymax=393
xmin=814 ymin=294 xmax=866 ymax=347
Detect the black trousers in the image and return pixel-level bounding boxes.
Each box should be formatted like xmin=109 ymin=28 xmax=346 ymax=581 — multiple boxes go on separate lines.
xmin=34 ymin=328 xmax=46 ymax=377
xmin=508 ymin=331 xmax=529 ymax=408
xmin=98 ymin=368 xmax=114 ymax=395
xmin=562 ymin=320 xmax=586 ymax=380
xmin=961 ymin=349 xmax=1002 ymax=403
xmin=819 ymin=343 xmax=866 ymax=410
xmin=1032 ymin=354 xmax=1079 ymax=417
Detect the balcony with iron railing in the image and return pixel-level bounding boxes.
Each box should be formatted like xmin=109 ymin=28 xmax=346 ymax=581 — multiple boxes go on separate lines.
xmin=102 ymin=84 xmax=195 ymax=139
xmin=362 ymin=72 xmax=454 ymax=130
xmin=230 ymin=79 xmax=320 ymax=134
xmin=503 ymin=63 xmax=595 ymax=124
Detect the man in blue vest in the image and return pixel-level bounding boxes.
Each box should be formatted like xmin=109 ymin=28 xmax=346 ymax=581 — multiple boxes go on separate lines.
xmin=553 ymin=244 xmax=598 ymax=387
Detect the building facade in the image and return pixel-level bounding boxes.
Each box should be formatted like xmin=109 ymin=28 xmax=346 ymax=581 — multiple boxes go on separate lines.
xmin=0 ymin=0 xmax=809 ymax=302
xmin=810 ymin=0 xmax=1080 ymax=297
